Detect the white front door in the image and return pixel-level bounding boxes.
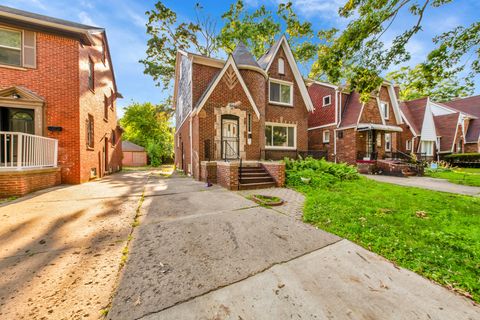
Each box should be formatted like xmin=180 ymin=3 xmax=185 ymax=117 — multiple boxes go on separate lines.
xmin=221 ymin=116 xmax=239 ymax=159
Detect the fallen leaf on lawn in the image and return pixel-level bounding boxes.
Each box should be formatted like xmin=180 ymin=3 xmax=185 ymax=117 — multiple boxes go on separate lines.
xmin=416 ymin=211 xmax=428 ymax=218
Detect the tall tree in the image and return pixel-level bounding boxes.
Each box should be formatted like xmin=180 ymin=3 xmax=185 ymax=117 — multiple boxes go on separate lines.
xmin=310 ymin=0 xmax=479 ymax=101
xmin=120 ymin=102 xmax=174 ymax=166
xmin=141 ymin=2 xmax=219 ymax=90
xmin=387 ymin=64 xmax=474 ymax=101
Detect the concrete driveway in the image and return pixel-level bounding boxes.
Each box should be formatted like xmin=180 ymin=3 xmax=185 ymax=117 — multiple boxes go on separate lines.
xmin=0 ymin=170 xmax=150 ymax=319
xmin=109 ymin=174 xmax=480 ymax=320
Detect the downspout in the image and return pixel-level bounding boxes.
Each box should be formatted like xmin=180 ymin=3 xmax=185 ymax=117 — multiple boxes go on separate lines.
xmin=189 ymin=117 xmax=193 ymax=176
xmin=334 ymin=129 xmax=337 ymax=163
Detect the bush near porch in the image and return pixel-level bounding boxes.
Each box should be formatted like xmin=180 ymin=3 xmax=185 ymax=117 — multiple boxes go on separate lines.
xmin=286 ymin=158 xmax=480 ymax=303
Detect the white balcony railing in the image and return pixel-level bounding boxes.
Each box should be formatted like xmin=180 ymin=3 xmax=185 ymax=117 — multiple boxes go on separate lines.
xmin=0 ymin=131 xmax=58 ymax=170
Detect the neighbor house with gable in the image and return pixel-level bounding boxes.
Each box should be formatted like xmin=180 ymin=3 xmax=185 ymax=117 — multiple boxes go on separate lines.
xmin=399 ymin=96 xmax=479 ymax=158
xmin=307 ymin=80 xmax=405 ymax=165
xmin=173 ymin=36 xmax=314 ymax=189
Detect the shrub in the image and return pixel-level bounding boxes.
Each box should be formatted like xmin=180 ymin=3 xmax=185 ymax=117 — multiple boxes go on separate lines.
xmin=285 ymin=157 xmax=359 ymax=187
xmin=444 ymin=153 xmax=480 ymax=167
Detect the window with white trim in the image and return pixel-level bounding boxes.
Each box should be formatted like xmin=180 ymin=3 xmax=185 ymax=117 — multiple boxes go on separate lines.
xmin=0 ymin=28 xmax=22 ymax=66
xmin=406 ymin=139 xmax=412 ymax=150
xmin=323 ymin=130 xmax=330 ymax=143
xmin=421 ymin=141 xmax=434 ymax=156
xmin=278 ymin=58 xmax=285 ymax=75
xmin=385 ymin=133 xmax=391 ymax=151
xmin=269 ymin=80 xmax=293 ymax=106
xmin=323 ymin=95 xmax=331 ymax=107
xmin=265 ymin=123 xmax=296 ymax=149
xmin=380 ymin=101 xmax=389 ymax=119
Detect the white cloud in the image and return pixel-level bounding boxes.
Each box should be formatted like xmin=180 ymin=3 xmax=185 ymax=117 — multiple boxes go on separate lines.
xmin=276 ymin=0 xmax=345 ymax=18
xmin=78 ymin=11 xmax=97 ymax=26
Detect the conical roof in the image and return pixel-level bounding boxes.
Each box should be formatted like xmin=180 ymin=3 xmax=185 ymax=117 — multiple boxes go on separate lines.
xmin=232 ymin=42 xmax=260 ymax=68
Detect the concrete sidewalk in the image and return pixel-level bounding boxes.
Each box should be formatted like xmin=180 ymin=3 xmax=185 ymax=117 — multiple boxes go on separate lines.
xmin=108 ymin=176 xmax=480 ymax=320
xmin=365 ymin=174 xmax=480 ymax=196
xmin=0 ymin=170 xmax=150 ymax=320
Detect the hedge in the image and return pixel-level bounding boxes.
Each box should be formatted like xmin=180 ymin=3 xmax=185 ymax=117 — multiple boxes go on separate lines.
xmin=444 ymin=153 xmax=480 ymax=167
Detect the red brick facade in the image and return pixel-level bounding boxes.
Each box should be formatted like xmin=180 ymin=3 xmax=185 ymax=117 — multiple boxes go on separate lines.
xmin=0 ymin=168 xmax=61 ymax=197
xmin=0 ymin=23 xmax=122 ymax=185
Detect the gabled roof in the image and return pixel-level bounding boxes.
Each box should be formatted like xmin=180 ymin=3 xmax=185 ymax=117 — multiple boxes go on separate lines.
xmin=257 ymin=35 xmax=314 ymax=112
xmin=400 ymin=98 xmax=428 ymax=135
xmin=441 ymin=95 xmax=480 ymax=143
xmin=0 ymin=5 xmax=102 ymax=45
xmin=232 ymin=42 xmax=260 ymax=68
xmin=193 ymin=55 xmax=260 ymax=119
xmin=434 ymin=113 xmax=460 ymax=152
xmin=338 ymin=92 xmax=363 ymax=128
xmin=122 ymin=141 xmax=145 ymax=152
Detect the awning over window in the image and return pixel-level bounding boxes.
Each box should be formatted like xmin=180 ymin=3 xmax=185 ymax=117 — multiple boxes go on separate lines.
xmin=357 ymin=123 xmax=403 ymax=132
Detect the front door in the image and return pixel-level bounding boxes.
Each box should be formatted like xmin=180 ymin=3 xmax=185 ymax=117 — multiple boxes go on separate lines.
xmin=221 ymin=115 xmax=239 ymax=159
xmin=0 ymin=108 xmax=35 ymax=165
xmin=365 ymin=130 xmax=376 ymax=160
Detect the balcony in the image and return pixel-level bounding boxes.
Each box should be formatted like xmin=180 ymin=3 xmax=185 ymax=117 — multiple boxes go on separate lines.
xmin=0 ymin=131 xmax=58 ymax=170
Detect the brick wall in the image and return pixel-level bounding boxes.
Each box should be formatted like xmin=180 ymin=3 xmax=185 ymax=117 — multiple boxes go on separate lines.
xmin=308 ymin=83 xmax=336 ymax=127
xmin=216 ymin=162 xmax=239 ymax=190
xmin=308 ymin=126 xmax=336 ymax=159
xmin=266 ymin=46 xmax=309 ymax=152
xmin=336 ymin=128 xmax=357 ymax=164
xmin=200 ymin=161 xmax=217 ymax=183
xmin=260 ymin=162 xmax=285 ymax=187
xmin=464 ymin=143 xmax=479 ymax=153
xmin=0 ymin=26 xmax=121 ymax=184
xmin=0 ymin=168 xmax=61 ymax=197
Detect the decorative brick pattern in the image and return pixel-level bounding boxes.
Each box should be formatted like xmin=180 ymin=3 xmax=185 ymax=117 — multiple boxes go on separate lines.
xmin=0 ymin=168 xmax=61 ymax=197
xmin=216 ymin=162 xmax=239 ymax=190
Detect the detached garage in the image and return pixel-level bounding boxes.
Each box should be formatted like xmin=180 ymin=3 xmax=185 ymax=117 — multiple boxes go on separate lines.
xmin=122 ymin=141 xmax=147 ymax=167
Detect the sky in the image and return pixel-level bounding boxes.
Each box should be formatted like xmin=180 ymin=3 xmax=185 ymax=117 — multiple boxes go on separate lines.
xmin=3 ymin=0 xmax=480 ymax=117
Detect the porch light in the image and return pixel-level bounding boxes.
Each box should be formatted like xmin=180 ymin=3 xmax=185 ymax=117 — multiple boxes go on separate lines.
xmin=12 ymin=93 xmax=20 ymax=99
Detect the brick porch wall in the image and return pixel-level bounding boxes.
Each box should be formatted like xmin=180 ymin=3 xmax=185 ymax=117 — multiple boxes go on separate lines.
xmin=0 ymin=168 xmax=61 ymax=197
xmin=260 ymin=162 xmax=285 ymax=187
xmin=216 ymin=162 xmax=239 ymax=190
xmin=200 ymin=161 xmax=217 ymax=183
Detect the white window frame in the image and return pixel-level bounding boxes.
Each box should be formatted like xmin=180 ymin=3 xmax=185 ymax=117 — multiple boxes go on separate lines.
xmin=278 ymin=58 xmax=285 ymax=75
xmin=323 ymin=130 xmax=330 ymax=143
xmin=380 ymin=101 xmax=389 ymax=120
xmin=0 ymin=26 xmax=23 ymax=67
xmin=269 ymin=79 xmax=293 ymax=106
xmin=385 ymin=133 xmax=392 ymax=152
xmin=265 ymin=122 xmax=297 ymax=150
xmin=421 ymin=141 xmax=434 ymax=156
xmin=323 ymin=95 xmax=331 ymax=107
xmin=406 ymin=139 xmax=412 ymax=150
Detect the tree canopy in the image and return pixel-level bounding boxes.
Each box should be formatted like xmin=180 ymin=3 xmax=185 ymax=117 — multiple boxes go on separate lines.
xmin=120 ymin=102 xmax=173 ymax=166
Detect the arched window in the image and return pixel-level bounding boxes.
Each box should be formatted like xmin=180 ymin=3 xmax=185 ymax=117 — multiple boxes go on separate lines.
xmin=278 ymin=58 xmax=285 ymax=75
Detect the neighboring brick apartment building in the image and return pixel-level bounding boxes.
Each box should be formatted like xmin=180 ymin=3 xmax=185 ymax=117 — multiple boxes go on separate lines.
xmin=0 ymin=5 xmax=122 ymax=196
xmin=173 ymin=36 xmax=314 ymax=189
xmin=399 ymin=95 xmax=480 ymax=159
xmin=307 ymin=80 xmax=404 ymax=164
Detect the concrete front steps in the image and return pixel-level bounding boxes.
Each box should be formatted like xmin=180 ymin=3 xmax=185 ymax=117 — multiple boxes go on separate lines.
xmin=238 ymin=166 xmax=276 ymax=190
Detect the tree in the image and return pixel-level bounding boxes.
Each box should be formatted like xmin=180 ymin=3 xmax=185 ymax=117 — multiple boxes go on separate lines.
xmin=218 ymin=1 xmax=317 ymax=64
xmin=120 ymin=102 xmax=174 ymax=166
xmin=310 ymin=0 xmax=479 ymax=101
xmin=387 ymin=64 xmax=474 ymax=101
xmin=142 ymin=1 xmax=317 ymax=92
xmin=141 ymin=2 xmax=219 ymax=90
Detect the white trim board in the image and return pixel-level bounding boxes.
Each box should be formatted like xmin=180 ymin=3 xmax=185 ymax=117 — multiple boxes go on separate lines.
xmin=264 ymin=35 xmax=314 ymax=112
xmin=193 ymin=55 xmax=260 ymax=119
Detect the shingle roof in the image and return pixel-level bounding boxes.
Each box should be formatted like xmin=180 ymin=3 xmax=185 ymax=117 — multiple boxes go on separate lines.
xmin=338 ymin=92 xmax=363 ymax=128
xmin=232 ymin=42 xmax=260 ymax=68
xmin=400 ymin=98 xmax=428 ymax=135
xmin=257 ymin=37 xmax=282 ymax=70
xmin=122 ymin=141 xmax=145 ymax=152
xmin=433 ymin=113 xmax=460 ymax=152
xmin=441 ymin=95 xmax=480 ymax=143
xmin=0 ymin=5 xmax=103 ymax=31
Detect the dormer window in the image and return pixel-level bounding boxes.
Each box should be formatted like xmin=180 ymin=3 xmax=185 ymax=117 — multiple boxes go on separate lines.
xmin=278 ymin=58 xmax=285 ymax=75
xmin=323 ymin=95 xmax=331 ymax=107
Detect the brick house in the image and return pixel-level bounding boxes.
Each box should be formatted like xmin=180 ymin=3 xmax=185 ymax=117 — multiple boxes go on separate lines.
xmin=307 ymin=80 xmax=404 ymax=165
xmin=173 ymin=36 xmax=314 ymax=189
xmin=0 ymin=5 xmax=122 ymax=196
xmin=398 ymin=96 xmax=479 ymax=159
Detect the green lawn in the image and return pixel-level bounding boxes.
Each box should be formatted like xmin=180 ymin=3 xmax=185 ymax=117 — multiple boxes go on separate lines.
xmin=292 ymin=177 xmax=480 ymax=302
xmin=426 ymin=168 xmax=480 ymax=187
